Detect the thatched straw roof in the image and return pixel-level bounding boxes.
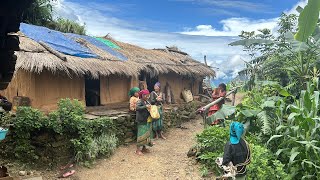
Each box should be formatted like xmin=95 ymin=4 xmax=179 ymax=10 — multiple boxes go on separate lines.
xmin=15 ymin=30 xmax=215 ymax=79
xmin=105 ymin=38 xmax=215 ymax=77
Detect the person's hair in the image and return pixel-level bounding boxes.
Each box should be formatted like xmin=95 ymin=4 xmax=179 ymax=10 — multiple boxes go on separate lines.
xmin=218 ymin=83 xmax=226 ymax=91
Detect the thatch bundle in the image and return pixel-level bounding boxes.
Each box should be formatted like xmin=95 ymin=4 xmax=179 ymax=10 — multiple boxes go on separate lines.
xmin=15 ymin=32 xmax=215 ymax=79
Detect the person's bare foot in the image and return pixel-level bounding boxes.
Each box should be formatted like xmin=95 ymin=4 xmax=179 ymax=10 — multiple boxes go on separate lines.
xmin=160 ymin=133 xmax=166 ymax=140
xmin=142 ymin=147 xmax=151 ymax=153
xmin=135 ymin=150 xmax=144 ymax=156
xmin=154 ymin=133 xmax=159 ymax=139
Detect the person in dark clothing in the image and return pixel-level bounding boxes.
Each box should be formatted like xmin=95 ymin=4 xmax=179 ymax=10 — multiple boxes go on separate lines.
xmin=135 ymin=89 xmax=154 ymax=155
xmin=222 ymin=122 xmax=251 ymax=179
xmin=0 ymin=93 xmax=12 ymax=111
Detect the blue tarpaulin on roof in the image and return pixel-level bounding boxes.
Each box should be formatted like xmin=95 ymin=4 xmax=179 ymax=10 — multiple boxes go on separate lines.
xmin=66 ymin=33 xmax=128 ymax=61
xmin=20 ymin=23 xmax=97 ymax=58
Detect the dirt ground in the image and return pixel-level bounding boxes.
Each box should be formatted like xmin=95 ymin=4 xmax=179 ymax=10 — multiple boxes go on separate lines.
xmin=4 ymin=93 xmax=245 ymax=180
xmin=74 ymin=117 xmax=204 ymax=180
xmin=71 ymin=93 xmax=245 ymax=180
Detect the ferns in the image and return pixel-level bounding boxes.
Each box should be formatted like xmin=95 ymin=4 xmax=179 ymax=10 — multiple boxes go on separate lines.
xmin=257 ymin=106 xmax=282 ymax=137
xmin=257 ymin=110 xmax=272 ymax=135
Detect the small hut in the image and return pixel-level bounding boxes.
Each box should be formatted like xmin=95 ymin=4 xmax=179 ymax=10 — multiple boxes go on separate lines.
xmin=0 ymin=23 xmax=215 ymax=112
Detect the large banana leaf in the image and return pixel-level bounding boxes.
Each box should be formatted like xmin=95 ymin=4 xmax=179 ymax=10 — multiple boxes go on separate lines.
xmin=295 ymin=0 xmax=320 ymax=42
xmin=284 ymin=32 xmax=309 ymax=52
xmin=206 ymin=105 xmax=236 ymax=125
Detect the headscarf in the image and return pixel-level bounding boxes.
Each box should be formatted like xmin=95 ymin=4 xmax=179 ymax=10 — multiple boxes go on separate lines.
xmin=139 ymin=89 xmax=150 ymax=99
xmin=230 ymin=122 xmax=244 ymax=144
xmin=128 ymin=87 xmax=140 ymax=97
xmin=155 ymin=82 xmax=161 ymax=88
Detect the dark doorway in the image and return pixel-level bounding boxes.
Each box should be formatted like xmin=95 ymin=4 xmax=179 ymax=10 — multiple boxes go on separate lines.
xmin=139 ymin=71 xmax=158 ymax=92
xmin=199 ymin=81 xmax=203 ymax=94
xmin=85 ymin=76 xmax=100 ymax=106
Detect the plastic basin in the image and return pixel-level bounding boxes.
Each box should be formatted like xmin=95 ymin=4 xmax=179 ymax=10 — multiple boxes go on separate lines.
xmin=0 ymin=128 xmax=8 ymax=141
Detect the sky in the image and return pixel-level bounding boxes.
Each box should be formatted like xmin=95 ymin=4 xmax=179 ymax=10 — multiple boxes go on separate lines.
xmin=52 ymin=0 xmax=307 ymax=86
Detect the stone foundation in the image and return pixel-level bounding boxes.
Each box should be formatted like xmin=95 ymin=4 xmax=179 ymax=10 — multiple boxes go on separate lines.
xmin=86 ymin=101 xmax=204 ymax=145
xmin=0 ymin=101 xmax=204 ymax=166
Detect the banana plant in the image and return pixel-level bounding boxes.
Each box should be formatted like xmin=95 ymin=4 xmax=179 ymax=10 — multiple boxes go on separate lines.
xmin=295 ymin=0 xmax=320 ymax=42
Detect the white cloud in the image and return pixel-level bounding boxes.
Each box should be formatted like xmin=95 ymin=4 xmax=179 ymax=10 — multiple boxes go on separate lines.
xmin=51 ymin=0 xmax=305 ymax=84
xmin=52 ymin=1 xmax=247 ymax=57
xmin=214 ymin=71 xmax=227 ymax=79
xmin=285 ymin=0 xmax=307 ymax=15
xmin=180 ymin=0 xmax=308 ymax=37
xmin=173 ymin=0 xmax=272 ymax=13
xmin=51 ymin=0 xmax=80 ymax=22
xmin=180 ymin=18 xmax=278 ymax=36
xmin=51 ymin=0 xmax=248 ymax=83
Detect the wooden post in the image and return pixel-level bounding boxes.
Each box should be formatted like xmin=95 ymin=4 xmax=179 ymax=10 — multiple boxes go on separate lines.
xmin=204 ymin=55 xmax=208 ymax=66
xmin=232 ymin=92 xmax=236 ymax=106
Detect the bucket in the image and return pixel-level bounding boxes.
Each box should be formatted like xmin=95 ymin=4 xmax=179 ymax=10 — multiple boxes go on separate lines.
xmin=0 ymin=128 xmax=8 ymax=141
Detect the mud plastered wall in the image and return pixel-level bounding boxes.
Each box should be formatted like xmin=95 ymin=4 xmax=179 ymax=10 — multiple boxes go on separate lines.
xmin=100 ymin=75 xmax=131 ymax=105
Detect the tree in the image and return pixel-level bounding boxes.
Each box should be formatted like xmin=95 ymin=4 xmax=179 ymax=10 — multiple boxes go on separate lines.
xmin=230 ymin=11 xmax=319 ymax=94
xmin=22 ymin=0 xmax=86 ymax=35
xmin=22 ymin=0 xmax=54 ymax=26
xmin=47 ymin=18 xmax=86 ymax=35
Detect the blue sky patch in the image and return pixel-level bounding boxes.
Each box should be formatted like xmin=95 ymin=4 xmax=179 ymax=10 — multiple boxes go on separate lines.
xmin=52 ymin=0 xmax=306 ymax=85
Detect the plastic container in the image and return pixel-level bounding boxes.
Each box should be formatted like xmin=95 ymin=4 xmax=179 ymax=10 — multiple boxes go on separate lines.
xmin=0 ymin=128 xmax=8 ymax=141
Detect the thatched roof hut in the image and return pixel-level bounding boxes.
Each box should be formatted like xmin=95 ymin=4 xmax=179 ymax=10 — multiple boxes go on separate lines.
xmin=16 ymin=31 xmax=214 ymax=79
xmin=1 ymin=23 xmax=215 ymax=111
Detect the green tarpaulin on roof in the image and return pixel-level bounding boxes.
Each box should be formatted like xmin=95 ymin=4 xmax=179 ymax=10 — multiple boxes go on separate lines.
xmin=94 ymin=37 xmax=121 ymax=49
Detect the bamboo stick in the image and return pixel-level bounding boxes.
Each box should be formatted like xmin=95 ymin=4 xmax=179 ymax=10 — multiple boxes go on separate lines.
xmin=199 ymin=87 xmax=239 ymax=128
xmin=39 ymin=41 xmax=67 ymax=61
xmin=201 ymin=87 xmax=239 ymax=112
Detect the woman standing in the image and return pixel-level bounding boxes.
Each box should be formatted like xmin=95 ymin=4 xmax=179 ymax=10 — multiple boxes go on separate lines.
xmin=128 ymin=87 xmax=140 ymax=113
xmin=150 ymin=82 xmax=166 ymax=140
xmin=136 ymin=89 xmax=153 ymax=155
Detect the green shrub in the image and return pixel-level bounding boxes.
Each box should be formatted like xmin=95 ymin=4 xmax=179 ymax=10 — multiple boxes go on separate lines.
xmin=195 ymin=126 xmax=288 ymax=178
xmin=0 ymin=112 xmax=13 ymax=128
xmin=2 ymin=99 xmax=117 ymax=165
xmin=13 ymin=107 xmax=47 ymax=160
xmin=85 ymin=133 xmax=117 ymax=161
xmin=195 ymin=126 xmax=229 ymax=174
xmin=247 ymin=144 xmax=288 ymax=180
xmin=196 ymin=126 xmax=229 ymax=154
